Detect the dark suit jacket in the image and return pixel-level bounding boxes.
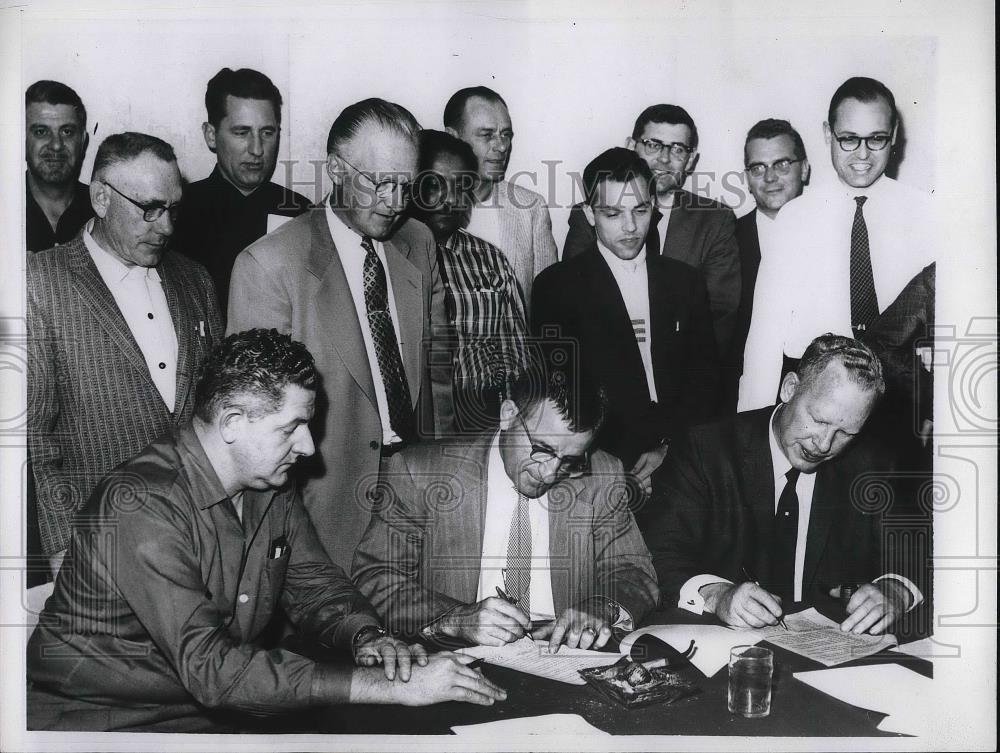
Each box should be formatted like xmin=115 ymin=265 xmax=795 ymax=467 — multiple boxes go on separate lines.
xmin=228 ymin=208 xmax=454 ymax=570
xmin=722 ymin=209 xmax=762 ymax=412
xmin=561 ymin=190 xmax=741 ymax=353
xmin=352 ymin=434 xmax=659 ymax=635
xmin=27 ymin=236 xmax=223 ymax=555
xmin=531 ymin=251 xmax=719 ymax=469
xmin=644 ymin=407 xmax=915 ymax=607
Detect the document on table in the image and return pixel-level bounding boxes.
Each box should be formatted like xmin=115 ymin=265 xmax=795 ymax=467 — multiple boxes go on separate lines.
xmin=451 ymin=713 xmax=611 ymax=737
xmin=619 ymin=624 xmax=764 ymax=677
xmin=755 ymin=608 xmax=898 ymax=666
xmin=458 ymin=636 xmax=620 ymax=685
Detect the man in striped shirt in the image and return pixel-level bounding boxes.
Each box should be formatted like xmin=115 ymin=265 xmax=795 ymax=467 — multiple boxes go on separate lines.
xmin=411 ymin=130 xmax=528 ymax=433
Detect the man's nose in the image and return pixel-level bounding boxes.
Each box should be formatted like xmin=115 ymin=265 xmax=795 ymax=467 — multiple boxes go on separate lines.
xmin=153 ymin=209 xmax=176 ymax=236
xmin=855 ymin=141 xmax=871 ymax=159
xmin=622 ymin=210 xmax=637 ymax=233
xmin=815 ymin=426 xmax=835 ymax=454
xmin=294 ymin=425 xmax=315 ymax=458
xmin=764 ymin=166 xmax=779 ymax=182
xmin=248 ymin=132 xmax=264 ymax=157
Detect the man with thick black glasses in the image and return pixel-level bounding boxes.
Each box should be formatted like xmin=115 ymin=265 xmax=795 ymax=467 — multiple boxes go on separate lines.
xmin=352 ymin=362 xmax=659 ymax=651
xmin=27 ymin=131 xmax=223 ymax=577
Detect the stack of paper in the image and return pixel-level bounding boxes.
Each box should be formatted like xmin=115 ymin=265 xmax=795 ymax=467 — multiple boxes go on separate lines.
xmin=451 ymin=713 xmax=611 ymax=737
xmin=458 ymin=637 xmax=620 ymax=685
xmin=754 ymin=608 xmax=898 ymax=666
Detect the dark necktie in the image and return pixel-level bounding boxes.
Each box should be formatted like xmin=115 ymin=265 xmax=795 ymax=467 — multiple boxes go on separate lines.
xmin=505 ymin=492 xmax=531 ymax=615
xmin=850 ymin=196 xmax=879 ymax=335
xmin=361 ymin=236 xmax=414 ymax=442
xmin=772 ymin=468 xmax=801 ymax=604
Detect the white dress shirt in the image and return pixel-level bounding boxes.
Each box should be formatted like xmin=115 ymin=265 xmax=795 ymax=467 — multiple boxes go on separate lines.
xmin=738 ymin=173 xmax=936 ymax=411
xmin=466 ymin=191 xmax=503 ymax=251
xmin=325 ymin=202 xmax=406 ymax=446
xmin=83 ymin=221 xmax=178 ymax=411
xmin=475 ymin=432 xmax=556 ymax=620
xmin=596 ymin=242 xmax=657 ymax=401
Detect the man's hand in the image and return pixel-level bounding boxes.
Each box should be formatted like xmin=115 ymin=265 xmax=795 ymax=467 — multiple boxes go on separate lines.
xmin=840 ymin=581 xmax=910 ymax=635
xmin=393 ymin=653 xmax=507 ymax=706
xmin=701 ymin=582 xmax=783 ymax=629
xmin=629 ymin=444 xmax=670 ymax=495
xmin=354 ymin=634 xmax=429 ymax=682
xmin=532 ymin=607 xmax=611 ymax=652
xmin=437 ymin=597 xmax=530 ymax=646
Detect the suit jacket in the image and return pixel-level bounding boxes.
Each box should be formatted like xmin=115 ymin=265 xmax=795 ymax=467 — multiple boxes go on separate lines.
xmin=352 ymin=434 xmax=659 ymax=635
xmin=722 ymin=209 xmax=762 ymax=412
xmin=643 ymin=407 xmax=916 ymax=606
xmin=227 ymin=208 xmax=453 ymax=570
xmin=561 ymin=190 xmax=741 ymax=353
xmin=27 ymin=236 xmax=223 ymax=555
xmin=532 ymin=251 xmax=719 ymax=469
xmin=477 ymin=180 xmax=558 ymax=310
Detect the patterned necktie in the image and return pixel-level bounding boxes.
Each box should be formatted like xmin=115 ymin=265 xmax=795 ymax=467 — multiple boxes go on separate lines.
xmin=850 ymin=196 xmax=879 ymax=335
xmin=361 ymin=236 xmax=414 ymax=442
xmin=772 ymin=468 xmax=801 ymax=604
xmin=505 ymin=492 xmax=531 ymax=615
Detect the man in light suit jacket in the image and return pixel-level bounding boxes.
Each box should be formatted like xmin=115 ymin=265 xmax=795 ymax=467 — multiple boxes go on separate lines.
xmin=562 ymin=104 xmax=740 ymax=354
xmin=28 ymin=132 xmax=223 ymax=576
xmin=644 ymin=335 xmax=924 ymax=636
xmin=228 ymin=99 xmax=453 ymax=571
xmin=444 ymin=86 xmax=557 ymax=309
xmin=353 ymin=364 xmax=659 ymax=649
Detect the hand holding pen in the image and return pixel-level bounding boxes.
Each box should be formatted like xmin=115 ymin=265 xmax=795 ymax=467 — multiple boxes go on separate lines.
xmin=741 ymin=567 xmax=788 ymax=629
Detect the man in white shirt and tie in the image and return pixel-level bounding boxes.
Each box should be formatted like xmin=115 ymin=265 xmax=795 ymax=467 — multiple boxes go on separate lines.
xmin=352 ymin=362 xmax=659 ymax=650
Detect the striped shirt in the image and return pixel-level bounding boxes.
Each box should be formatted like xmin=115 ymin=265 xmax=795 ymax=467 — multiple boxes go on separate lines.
xmin=437 ymin=228 xmax=528 ymax=395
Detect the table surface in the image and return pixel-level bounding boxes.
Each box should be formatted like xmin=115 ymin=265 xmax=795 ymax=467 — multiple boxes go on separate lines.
xmin=269 ymin=604 xmax=932 ymax=737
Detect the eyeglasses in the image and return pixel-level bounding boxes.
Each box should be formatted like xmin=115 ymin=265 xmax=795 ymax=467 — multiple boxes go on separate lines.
xmin=832 ymin=132 xmax=891 ymax=152
xmin=335 ymin=152 xmax=411 ymax=202
xmin=103 ymin=181 xmax=180 ymax=222
xmin=516 ymin=413 xmax=589 ymax=479
xmin=745 ymin=158 xmax=804 ymax=178
xmin=637 ymin=138 xmax=695 ymax=160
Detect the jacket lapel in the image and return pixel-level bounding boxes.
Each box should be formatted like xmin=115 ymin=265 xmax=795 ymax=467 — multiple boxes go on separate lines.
xmin=160 ymin=254 xmax=197 ymax=418
xmin=383 ymin=233 xmax=423 ymax=406
xmin=738 ymin=407 xmax=777 ymax=579
xmin=584 ymin=252 xmax=647 ymax=379
xmin=646 ymin=206 xmax=663 ymax=257
xmin=802 ymin=464 xmax=836 ymax=593
xmin=645 ymin=254 xmax=673 ymax=398
xmin=440 ymin=438 xmax=492 ymax=602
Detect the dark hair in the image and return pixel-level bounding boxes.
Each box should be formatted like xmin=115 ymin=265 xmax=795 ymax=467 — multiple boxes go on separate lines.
xmin=26 ymin=80 xmax=87 ymax=130
xmin=195 ymin=329 xmax=319 ymax=422
xmin=417 ymin=129 xmax=478 ymax=173
xmin=796 ymin=333 xmax=885 ymax=397
xmin=443 ymin=86 xmax=507 ymax=131
xmin=510 ymin=350 xmax=606 ymax=435
xmin=91 ymin=132 xmax=176 ymax=180
xmin=204 ymin=67 xmax=282 ymax=127
xmin=631 ymin=104 xmax=698 ymax=150
xmin=827 ymin=76 xmax=897 ymax=130
xmin=582 ymin=147 xmax=653 ymax=206
xmin=326 ymin=98 xmax=420 ymax=155
xmin=744 ymin=118 xmax=807 ymax=165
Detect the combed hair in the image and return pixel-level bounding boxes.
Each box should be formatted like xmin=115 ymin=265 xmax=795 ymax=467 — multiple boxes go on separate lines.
xmin=510 ymin=349 xmax=606 ymax=435
xmin=582 ymin=147 xmax=653 ymax=206
xmin=631 ymin=104 xmax=699 ymax=149
xmin=796 ymin=333 xmax=885 ymax=397
xmin=326 ymin=98 xmax=420 ymax=155
xmin=91 ymin=132 xmax=176 ymax=180
xmin=205 ymin=67 xmax=282 ymax=127
xmin=828 ymin=76 xmax=897 ymax=129
xmin=195 ymin=329 xmax=319 ymax=422
xmin=417 ymin=129 xmax=478 ymax=173
xmin=26 ymin=80 xmax=87 ymax=130
xmin=744 ymin=118 xmax=807 ymax=165
xmin=443 ymin=86 xmax=507 ymax=131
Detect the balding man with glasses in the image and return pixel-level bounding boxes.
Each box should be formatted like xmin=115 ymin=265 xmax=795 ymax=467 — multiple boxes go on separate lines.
xmin=28 ymin=131 xmax=223 ymax=576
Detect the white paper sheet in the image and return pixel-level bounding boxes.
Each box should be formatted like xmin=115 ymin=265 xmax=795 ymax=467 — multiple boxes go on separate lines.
xmin=618 ymin=624 xmax=763 ymax=677
xmin=754 ymin=608 xmax=898 ymax=666
xmin=451 ymin=713 xmax=611 ymax=737
xmin=458 ymin=637 xmax=620 ymax=685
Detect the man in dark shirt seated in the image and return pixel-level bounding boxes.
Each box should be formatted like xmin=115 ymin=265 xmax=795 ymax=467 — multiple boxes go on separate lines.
xmin=174 ymin=68 xmax=312 ymax=313
xmin=26 ymin=329 xmax=505 ymax=732
xmin=25 ymin=80 xmax=94 ymax=252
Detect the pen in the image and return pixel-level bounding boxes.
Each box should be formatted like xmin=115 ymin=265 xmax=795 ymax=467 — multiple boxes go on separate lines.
xmin=496 ymin=586 xmax=517 ymax=604
xmin=742 ymin=566 xmax=788 ymax=630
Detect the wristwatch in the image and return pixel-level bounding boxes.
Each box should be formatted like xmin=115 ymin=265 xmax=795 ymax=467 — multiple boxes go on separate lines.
xmin=352 ymin=624 xmax=388 ymax=653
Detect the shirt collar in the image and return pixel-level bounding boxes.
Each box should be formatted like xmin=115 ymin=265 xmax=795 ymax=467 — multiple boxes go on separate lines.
xmin=83 ymin=218 xmax=161 ymax=284
xmin=324 ymin=193 xmax=374 ymax=255
xmin=597 ymin=239 xmax=646 ymax=274
xmin=176 ymin=424 xmax=238 ymax=510
xmin=768 ymin=404 xmax=794 ymax=484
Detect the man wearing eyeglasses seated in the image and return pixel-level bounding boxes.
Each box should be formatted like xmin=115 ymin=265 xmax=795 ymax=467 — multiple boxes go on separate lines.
xmin=27 ymin=131 xmax=223 ymax=579
xmin=352 ymin=361 xmax=659 ymax=651
xmin=562 ymin=104 xmax=740 ymax=357
xmin=228 ymin=99 xmax=453 ymax=573
xmin=739 ymin=77 xmax=937 ymax=413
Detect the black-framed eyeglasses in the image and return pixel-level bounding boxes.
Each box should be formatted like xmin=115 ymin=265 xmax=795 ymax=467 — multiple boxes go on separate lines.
xmin=335 ymin=152 xmax=411 ymax=203
xmin=832 ymin=132 xmax=891 ymax=152
xmin=637 ymin=138 xmax=695 ymax=159
xmin=745 ymin=158 xmax=804 ymax=178
xmin=515 ymin=413 xmax=589 ymax=479
xmin=103 ymin=181 xmax=180 ymax=222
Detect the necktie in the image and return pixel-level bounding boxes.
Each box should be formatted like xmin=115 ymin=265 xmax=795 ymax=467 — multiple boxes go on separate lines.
xmin=850 ymin=196 xmax=879 ymax=335
xmin=505 ymin=492 xmax=531 ymax=615
xmin=772 ymin=468 xmax=801 ymax=604
xmin=361 ymin=236 xmax=414 ymax=442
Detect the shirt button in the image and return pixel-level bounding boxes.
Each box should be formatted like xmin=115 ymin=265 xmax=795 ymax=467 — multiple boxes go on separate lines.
xmin=369 ymin=440 xmax=379 ymax=450
xmin=158 ymin=362 xmax=166 ymax=369
xmin=238 ymin=593 xmax=249 ymax=604
xmin=147 ymin=312 xmax=154 ymax=319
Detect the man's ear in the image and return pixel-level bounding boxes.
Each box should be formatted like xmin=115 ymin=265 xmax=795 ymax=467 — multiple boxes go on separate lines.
xmin=445 ymin=126 xmax=460 ymax=139
xmin=89 ymin=180 xmax=110 ymax=219
xmin=685 ymin=150 xmax=699 ymax=175
xmin=218 ymin=407 xmax=245 ymax=445
xmin=801 ymin=158 xmax=811 ymax=186
xmin=778 ymin=371 xmax=800 ymax=404
xmin=582 ymin=202 xmax=597 ymax=228
xmin=822 ymin=121 xmax=833 ymax=146
xmin=326 ymin=152 xmax=344 ymax=186
xmin=81 ymin=131 xmax=90 ymax=155
xmin=202 ymin=121 xmax=217 ymax=153
xmin=625 ymin=136 xmax=638 ymax=151
xmin=890 ymin=120 xmax=899 ymax=148
xmin=499 ymin=398 xmax=519 ymax=431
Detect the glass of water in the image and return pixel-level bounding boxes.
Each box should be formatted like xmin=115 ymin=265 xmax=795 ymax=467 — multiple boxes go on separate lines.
xmin=728 ymin=645 xmax=773 ymax=718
